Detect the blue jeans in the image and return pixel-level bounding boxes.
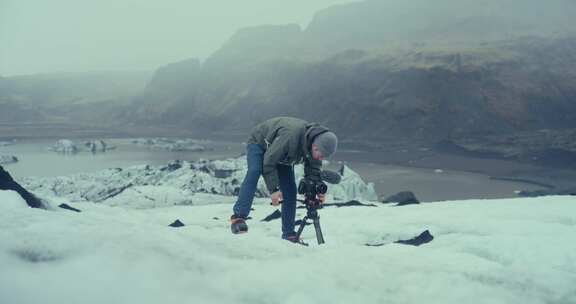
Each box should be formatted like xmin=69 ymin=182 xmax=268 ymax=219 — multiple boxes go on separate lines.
xmin=233 ymin=144 xmax=298 ymax=238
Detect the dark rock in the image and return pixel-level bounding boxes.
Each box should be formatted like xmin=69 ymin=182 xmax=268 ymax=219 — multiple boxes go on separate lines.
xmin=58 ymin=203 xmax=81 ymax=212
xmin=12 ymin=249 xmax=62 ymax=263
xmin=161 ymin=160 xmax=182 ymax=172
xmin=212 ymin=217 xmax=219 ymax=220
xmin=383 ymin=191 xmax=420 ymax=206
xmin=0 ymin=165 xmax=44 ymax=208
xmin=365 ymin=243 xmax=385 ymax=247
xmin=214 ymin=169 xmax=236 ymax=178
xmin=395 ymin=230 xmax=434 ymax=246
xmin=169 ymin=219 xmax=185 ymax=227
xmin=323 ymin=200 xmax=377 ymax=208
xmin=365 ymin=230 xmax=434 ymax=247
xmin=262 ymin=210 xmax=282 ymax=222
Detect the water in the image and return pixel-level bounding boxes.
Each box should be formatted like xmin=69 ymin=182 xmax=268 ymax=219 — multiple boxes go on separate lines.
xmin=0 ymin=138 xmax=545 ymax=201
xmin=338 ymin=161 xmax=544 ymax=202
xmin=0 ymin=138 xmax=245 ymax=178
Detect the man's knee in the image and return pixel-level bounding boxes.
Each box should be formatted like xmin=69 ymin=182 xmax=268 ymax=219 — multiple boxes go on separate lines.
xmin=246 ymin=167 xmax=262 ymax=176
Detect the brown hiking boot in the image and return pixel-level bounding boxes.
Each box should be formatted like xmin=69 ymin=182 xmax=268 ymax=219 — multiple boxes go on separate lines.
xmin=230 ymin=214 xmax=248 ymax=234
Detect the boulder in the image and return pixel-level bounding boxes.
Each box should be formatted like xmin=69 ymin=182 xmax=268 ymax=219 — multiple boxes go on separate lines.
xmin=169 ymin=219 xmax=185 ymax=227
xmin=383 ymin=191 xmax=420 ymax=206
xmin=395 ymin=230 xmax=434 ymax=246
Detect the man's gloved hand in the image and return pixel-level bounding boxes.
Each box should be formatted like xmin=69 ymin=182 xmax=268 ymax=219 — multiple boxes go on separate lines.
xmin=271 ymin=191 xmax=283 ymax=206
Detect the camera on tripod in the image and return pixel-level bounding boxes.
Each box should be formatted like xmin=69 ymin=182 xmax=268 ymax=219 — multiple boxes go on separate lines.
xmin=295 ymin=178 xmax=328 ymax=245
xmin=295 ymin=171 xmax=340 ymax=245
xmin=297 ymin=179 xmax=327 ymax=199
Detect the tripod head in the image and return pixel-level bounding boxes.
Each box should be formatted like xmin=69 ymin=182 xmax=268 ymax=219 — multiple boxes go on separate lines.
xmin=291 ymin=171 xmax=342 ymax=245
xmin=297 ymin=178 xmax=327 ymax=211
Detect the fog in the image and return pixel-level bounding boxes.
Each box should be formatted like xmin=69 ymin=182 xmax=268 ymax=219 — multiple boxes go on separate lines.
xmin=0 ymin=0 xmax=353 ymax=76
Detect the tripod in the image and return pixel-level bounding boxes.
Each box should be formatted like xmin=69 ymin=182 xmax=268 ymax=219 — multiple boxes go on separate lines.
xmin=295 ymin=197 xmax=325 ymax=245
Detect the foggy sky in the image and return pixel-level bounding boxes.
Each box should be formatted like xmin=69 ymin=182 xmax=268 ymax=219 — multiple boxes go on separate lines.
xmin=0 ymin=0 xmax=353 ymax=76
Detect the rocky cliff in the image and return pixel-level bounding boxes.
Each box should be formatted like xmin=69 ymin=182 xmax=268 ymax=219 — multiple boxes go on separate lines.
xmin=127 ymin=36 xmax=576 ymax=144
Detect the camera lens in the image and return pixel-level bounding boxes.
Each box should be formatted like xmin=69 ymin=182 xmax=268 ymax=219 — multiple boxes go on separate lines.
xmin=316 ymin=182 xmax=327 ymax=194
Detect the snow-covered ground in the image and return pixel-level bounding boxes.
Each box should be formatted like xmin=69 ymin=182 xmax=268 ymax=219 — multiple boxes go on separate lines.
xmin=1 ymin=158 xmax=575 ymax=303
xmin=1 ymin=187 xmax=575 ymax=303
xmin=19 ymin=158 xmax=378 ymax=207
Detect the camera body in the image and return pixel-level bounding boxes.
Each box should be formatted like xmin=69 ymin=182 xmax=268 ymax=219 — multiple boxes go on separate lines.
xmin=298 ymin=178 xmax=327 ymax=199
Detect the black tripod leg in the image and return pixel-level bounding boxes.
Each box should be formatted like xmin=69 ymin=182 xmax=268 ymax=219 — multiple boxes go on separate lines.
xmin=295 ymin=216 xmax=308 ymax=239
xmin=313 ymin=217 xmax=325 ymax=244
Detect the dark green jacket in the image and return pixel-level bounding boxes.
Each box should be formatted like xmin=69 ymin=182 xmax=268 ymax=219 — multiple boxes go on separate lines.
xmin=247 ymin=117 xmax=330 ymax=192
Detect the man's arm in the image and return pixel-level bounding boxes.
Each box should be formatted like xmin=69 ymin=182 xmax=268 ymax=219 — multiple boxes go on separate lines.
xmin=304 ymin=157 xmax=322 ymax=183
xmin=262 ymin=131 xmax=290 ymax=193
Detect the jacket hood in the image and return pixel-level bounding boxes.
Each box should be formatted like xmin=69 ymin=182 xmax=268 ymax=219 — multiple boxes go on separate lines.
xmin=303 ymin=123 xmax=330 ymax=157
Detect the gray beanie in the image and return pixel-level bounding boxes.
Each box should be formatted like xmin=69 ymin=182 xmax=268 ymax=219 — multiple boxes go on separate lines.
xmin=313 ymin=131 xmax=338 ymax=159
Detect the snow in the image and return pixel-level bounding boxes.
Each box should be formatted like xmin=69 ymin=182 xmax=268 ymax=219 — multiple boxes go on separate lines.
xmin=0 ymin=190 xmax=28 ymax=209
xmin=47 ymin=139 xmax=115 ymax=154
xmin=0 ymin=155 xmax=18 ymax=165
xmin=130 ymin=137 xmax=210 ymax=152
xmin=48 ymin=139 xmax=79 ymax=153
xmin=19 ymin=158 xmax=378 ymax=207
xmin=1 ymin=186 xmax=575 ymax=303
xmin=83 ymin=139 xmax=115 ymax=152
xmin=2 ymin=158 xmax=575 ymax=303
